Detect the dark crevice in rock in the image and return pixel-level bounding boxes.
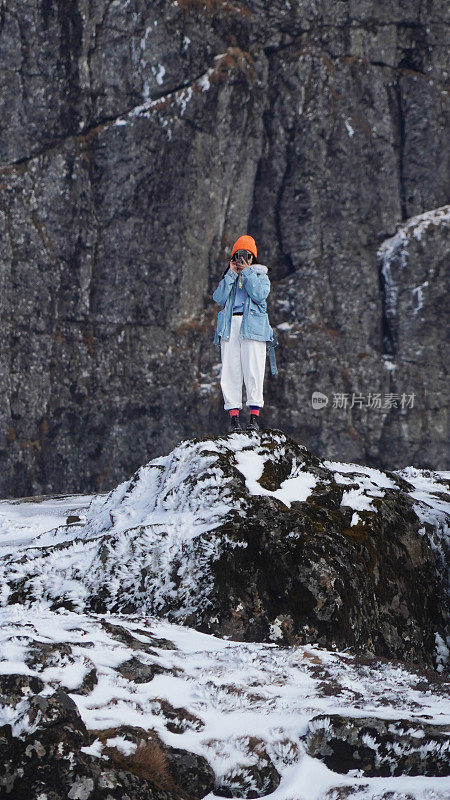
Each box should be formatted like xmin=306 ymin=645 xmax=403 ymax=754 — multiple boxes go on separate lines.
xmin=397 ymin=20 xmax=431 ymax=74
xmin=1 ymin=122 xmax=102 ymax=171
xmin=84 ymin=0 xmax=117 ymax=120
xmin=362 ymin=60 xmax=428 ymax=75
xmin=395 ymin=81 xmax=408 ymax=221
xmin=250 ymin=97 xmax=297 ymax=280
xmin=263 ymin=36 xmax=434 ymax=80
xmin=0 ymin=106 xmax=132 ymax=169
xmin=378 ymin=257 xmax=396 ymax=357
xmin=86 ymin=125 xmax=101 ymax=319
xmin=56 ymin=0 xmax=83 ymax=134
xmin=275 ymin=127 xmax=297 ymax=278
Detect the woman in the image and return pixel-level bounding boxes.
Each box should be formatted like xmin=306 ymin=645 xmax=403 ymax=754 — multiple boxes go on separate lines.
xmin=212 ymin=235 xmax=277 ymax=433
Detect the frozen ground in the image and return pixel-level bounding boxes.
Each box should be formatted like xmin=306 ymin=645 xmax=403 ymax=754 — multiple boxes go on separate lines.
xmin=1 ymin=605 xmax=450 ymax=800
xmin=1 ymin=432 xmax=449 ymax=799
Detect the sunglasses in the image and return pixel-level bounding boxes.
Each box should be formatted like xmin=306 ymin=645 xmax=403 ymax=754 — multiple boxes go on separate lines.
xmin=233 ymin=250 xmax=253 ymax=262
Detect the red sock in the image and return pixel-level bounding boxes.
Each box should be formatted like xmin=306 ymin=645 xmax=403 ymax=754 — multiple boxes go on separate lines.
xmin=250 ymin=407 xmax=260 ymax=416
xmin=229 ymin=409 xmax=239 ymax=417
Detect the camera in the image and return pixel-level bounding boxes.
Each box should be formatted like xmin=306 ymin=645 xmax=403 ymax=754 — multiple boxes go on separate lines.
xmin=233 ymin=249 xmax=252 ymax=265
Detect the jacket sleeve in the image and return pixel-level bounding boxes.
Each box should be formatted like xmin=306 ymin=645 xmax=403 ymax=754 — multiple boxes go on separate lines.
xmin=241 ymin=266 xmax=270 ymax=302
xmin=212 ymin=269 xmax=237 ymax=306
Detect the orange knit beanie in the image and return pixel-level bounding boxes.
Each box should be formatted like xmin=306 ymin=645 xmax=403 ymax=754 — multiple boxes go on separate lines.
xmin=231 ymin=235 xmax=257 ymax=259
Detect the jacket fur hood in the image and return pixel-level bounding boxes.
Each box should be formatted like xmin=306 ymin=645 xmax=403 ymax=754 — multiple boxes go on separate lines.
xmin=251 ymin=264 xmax=269 ymax=275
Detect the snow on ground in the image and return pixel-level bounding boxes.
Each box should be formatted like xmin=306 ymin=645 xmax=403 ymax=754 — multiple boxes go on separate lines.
xmin=0 ymin=605 xmax=449 ymax=800
xmin=322 ymin=461 xmax=398 ymax=489
xmin=323 ymin=459 xmax=450 ymax=524
xmin=0 ymin=493 xmax=93 ymax=556
xmin=397 ymin=467 xmax=450 ymax=519
xmin=234 ymin=450 xmax=316 ymax=507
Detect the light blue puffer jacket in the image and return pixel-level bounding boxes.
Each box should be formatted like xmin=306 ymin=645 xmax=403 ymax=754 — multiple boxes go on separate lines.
xmin=212 ymin=264 xmax=278 ymax=375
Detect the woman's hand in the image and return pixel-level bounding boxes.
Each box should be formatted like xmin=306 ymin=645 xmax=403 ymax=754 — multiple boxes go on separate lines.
xmin=230 ymin=257 xmax=251 ymax=274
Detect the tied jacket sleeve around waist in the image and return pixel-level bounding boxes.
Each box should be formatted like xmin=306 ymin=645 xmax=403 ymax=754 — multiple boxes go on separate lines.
xmin=212 ymin=264 xmax=278 ymax=376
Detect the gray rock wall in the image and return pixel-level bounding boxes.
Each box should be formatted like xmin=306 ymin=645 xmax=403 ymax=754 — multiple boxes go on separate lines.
xmin=0 ymin=0 xmax=448 ymax=495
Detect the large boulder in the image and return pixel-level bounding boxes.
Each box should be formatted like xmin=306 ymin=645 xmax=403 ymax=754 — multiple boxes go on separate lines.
xmin=1 ymin=430 xmax=448 ymax=671
xmin=375 ymin=206 xmax=450 ymax=468
xmin=0 ymin=683 xmax=214 ymax=800
xmin=306 ymin=714 xmax=450 ymax=777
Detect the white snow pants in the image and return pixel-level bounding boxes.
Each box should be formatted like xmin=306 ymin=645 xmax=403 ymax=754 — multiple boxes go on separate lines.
xmin=220 ymin=315 xmax=266 ymax=410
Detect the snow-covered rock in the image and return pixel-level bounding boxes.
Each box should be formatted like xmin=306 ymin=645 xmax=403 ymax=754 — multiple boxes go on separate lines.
xmin=1 ymin=430 xmax=449 ymax=671
xmin=307 ymin=714 xmax=450 ymax=777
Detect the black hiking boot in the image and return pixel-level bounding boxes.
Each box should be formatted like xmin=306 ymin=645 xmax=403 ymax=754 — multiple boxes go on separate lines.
xmin=246 ymin=415 xmax=260 ymax=433
xmin=229 ymin=415 xmax=242 ymax=433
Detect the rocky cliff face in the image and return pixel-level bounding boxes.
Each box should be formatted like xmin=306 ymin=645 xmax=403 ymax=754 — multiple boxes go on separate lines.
xmin=0 ymin=0 xmax=448 ymax=496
